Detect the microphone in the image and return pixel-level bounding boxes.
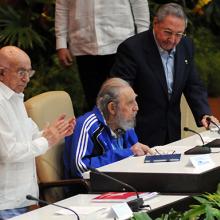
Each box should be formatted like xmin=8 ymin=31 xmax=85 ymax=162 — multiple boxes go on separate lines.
xmin=89 ymin=167 xmax=146 ymax=212
xmin=26 ymin=195 xmax=79 ymax=220
xmin=183 ymin=127 xmax=211 ymax=155
xmin=183 ymin=127 xmax=205 ymax=145
xmin=206 ymin=117 xmax=220 ymax=134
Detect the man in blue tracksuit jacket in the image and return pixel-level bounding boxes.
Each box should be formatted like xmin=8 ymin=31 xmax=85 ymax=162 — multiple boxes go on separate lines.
xmin=64 ymin=78 xmax=152 ymax=178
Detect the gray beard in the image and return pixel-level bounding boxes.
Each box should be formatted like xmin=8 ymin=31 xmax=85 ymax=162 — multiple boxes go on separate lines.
xmin=114 ymin=112 xmax=136 ymax=131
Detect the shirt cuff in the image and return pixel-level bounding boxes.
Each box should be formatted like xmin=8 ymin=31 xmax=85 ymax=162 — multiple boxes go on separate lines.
xmin=56 ymin=38 xmax=68 ymax=50
xmin=32 ymin=137 xmax=49 ymax=155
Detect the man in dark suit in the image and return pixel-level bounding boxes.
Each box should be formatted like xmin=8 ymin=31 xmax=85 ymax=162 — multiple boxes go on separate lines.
xmin=111 ymin=3 xmax=218 ymax=147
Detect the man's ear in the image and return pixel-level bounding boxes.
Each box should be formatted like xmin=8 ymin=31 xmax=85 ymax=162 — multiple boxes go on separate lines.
xmin=153 ymin=17 xmax=158 ymax=26
xmin=107 ymin=101 xmax=116 ymax=116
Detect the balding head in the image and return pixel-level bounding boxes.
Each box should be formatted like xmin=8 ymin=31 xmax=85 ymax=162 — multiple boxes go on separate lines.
xmin=0 ymin=46 xmax=30 ymax=68
xmin=97 ymin=77 xmax=130 ymax=100
xmin=0 ymin=46 xmax=32 ymax=93
xmin=97 ymin=78 xmax=130 ymax=117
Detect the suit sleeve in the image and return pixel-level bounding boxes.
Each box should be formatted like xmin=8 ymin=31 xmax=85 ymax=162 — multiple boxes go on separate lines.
xmin=110 ymin=41 xmax=138 ymax=86
xmin=183 ymin=39 xmax=211 ymax=125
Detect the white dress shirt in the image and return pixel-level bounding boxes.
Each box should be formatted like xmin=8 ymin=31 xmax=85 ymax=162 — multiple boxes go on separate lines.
xmin=55 ymin=0 xmax=150 ymax=55
xmin=0 ymin=82 xmax=49 ymax=210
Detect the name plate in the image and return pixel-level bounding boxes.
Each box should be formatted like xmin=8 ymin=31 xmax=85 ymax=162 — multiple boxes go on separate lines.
xmin=190 ymin=155 xmax=214 ymax=169
xmin=110 ymin=203 xmax=133 ymax=220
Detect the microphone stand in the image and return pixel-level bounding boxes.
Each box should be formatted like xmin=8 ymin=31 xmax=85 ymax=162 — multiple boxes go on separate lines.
xmin=26 ymin=195 xmax=80 ymax=220
xmin=183 ymin=127 xmax=211 ymax=155
xmin=90 ymin=167 xmax=144 ymax=212
xmin=184 ymin=127 xmax=204 ymax=144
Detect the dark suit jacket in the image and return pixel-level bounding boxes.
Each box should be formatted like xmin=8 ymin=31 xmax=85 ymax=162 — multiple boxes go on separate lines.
xmin=111 ymin=30 xmax=211 ymax=147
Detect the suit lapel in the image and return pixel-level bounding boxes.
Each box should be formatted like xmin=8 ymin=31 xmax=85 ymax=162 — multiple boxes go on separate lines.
xmin=143 ymin=31 xmax=169 ymax=97
xmin=172 ymin=41 xmax=186 ymax=100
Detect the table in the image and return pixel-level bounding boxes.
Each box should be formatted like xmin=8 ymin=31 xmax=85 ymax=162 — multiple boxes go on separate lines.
xmin=10 ymin=194 xmax=190 ymax=220
xmin=89 ymin=130 xmax=220 ymax=193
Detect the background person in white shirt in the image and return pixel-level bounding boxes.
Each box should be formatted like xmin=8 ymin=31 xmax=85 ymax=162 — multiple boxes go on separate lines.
xmin=55 ymin=0 xmax=150 ymax=110
xmin=0 ymin=46 xmax=76 ymax=220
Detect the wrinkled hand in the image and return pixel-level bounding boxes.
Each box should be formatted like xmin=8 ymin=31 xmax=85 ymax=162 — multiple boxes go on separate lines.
xmin=201 ymin=115 xmax=219 ymax=129
xmin=42 ymin=114 xmax=76 ymax=147
xmin=131 ymin=142 xmax=154 ymax=156
xmin=57 ymin=48 xmax=74 ymax=66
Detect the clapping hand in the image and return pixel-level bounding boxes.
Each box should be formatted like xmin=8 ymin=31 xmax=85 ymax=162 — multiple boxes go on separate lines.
xmin=42 ymin=114 xmax=76 ymax=147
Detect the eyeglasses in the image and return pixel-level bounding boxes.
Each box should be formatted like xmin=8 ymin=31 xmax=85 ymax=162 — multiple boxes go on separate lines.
xmin=162 ymin=29 xmax=186 ymax=39
xmin=0 ymin=67 xmax=35 ymax=78
xmin=17 ymin=69 xmax=35 ymax=78
xmin=155 ymin=149 xmax=176 ymax=155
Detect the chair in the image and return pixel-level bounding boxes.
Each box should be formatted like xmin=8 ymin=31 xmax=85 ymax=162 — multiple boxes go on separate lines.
xmin=25 ymin=91 xmax=89 ymax=203
xmin=181 ymin=95 xmax=205 ymax=138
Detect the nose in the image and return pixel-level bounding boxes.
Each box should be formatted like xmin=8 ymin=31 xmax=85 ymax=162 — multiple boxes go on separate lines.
xmin=169 ymin=33 xmax=181 ymax=45
xmin=22 ymin=73 xmax=30 ymax=82
xmin=169 ymin=34 xmax=177 ymax=43
xmin=133 ymin=101 xmax=139 ymax=112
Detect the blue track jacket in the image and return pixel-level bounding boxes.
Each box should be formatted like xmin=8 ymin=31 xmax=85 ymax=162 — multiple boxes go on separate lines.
xmin=64 ymin=106 xmax=138 ymax=178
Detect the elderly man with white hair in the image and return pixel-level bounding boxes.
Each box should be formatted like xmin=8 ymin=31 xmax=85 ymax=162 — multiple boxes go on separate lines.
xmin=0 ymin=46 xmax=75 ymax=220
xmin=64 ymin=77 xmax=153 ymax=179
